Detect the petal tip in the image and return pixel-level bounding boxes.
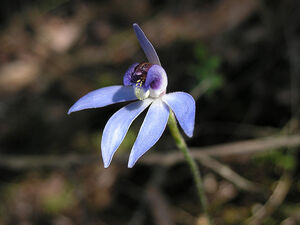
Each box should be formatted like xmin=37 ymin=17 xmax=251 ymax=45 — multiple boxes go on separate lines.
xmin=186 ymin=131 xmax=193 ymax=138
xmin=184 ymin=124 xmax=194 ymax=138
xmin=102 ymin=148 xmax=112 ymax=169
xmin=103 ymin=159 xmax=111 ymax=168
xmin=128 ymin=150 xmax=139 ymax=168
xmin=67 ymin=108 xmax=73 ymax=115
xmin=127 ymin=159 xmax=136 ymax=168
xmin=132 ymin=23 xmax=140 ymax=32
xmin=186 ymin=126 xmax=194 ymax=138
xmin=67 ymin=103 xmax=82 ymax=114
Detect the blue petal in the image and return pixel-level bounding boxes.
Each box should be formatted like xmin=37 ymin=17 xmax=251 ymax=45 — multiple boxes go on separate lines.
xmin=145 ymin=65 xmax=168 ymax=98
xmin=133 ymin=23 xmax=161 ymax=66
xmin=101 ymin=99 xmax=153 ymax=168
xmin=162 ymin=92 xmax=195 ymax=137
xmin=68 ymin=85 xmax=137 ymax=114
xmin=128 ymin=99 xmax=169 ymax=168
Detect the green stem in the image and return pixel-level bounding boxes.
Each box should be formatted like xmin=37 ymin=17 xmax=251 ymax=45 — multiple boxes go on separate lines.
xmin=168 ymin=111 xmax=212 ymax=224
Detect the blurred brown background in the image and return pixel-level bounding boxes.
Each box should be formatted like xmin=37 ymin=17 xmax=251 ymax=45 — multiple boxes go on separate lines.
xmin=0 ymin=0 xmax=300 ymax=224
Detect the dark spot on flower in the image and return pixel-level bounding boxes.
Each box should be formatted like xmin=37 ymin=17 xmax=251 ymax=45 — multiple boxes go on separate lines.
xmin=131 ymin=62 xmax=152 ymax=87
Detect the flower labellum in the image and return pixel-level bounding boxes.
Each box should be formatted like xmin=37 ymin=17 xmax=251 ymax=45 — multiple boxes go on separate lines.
xmin=124 ymin=62 xmax=168 ymax=100
xmin=68 ymin=23 xmax=195 ymax=168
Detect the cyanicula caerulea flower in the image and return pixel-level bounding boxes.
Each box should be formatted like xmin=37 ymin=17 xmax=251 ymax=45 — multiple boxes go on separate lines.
xmin=68 ymin=23 xmax=195 ymax=168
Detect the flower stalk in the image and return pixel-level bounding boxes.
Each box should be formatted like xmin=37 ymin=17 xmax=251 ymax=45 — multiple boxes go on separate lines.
xmin=168 ymin=111 xmax=212 ymax=225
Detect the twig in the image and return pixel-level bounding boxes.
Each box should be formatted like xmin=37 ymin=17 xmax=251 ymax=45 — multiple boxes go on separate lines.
xmin=1 ymin=134 xmax=299 ymax=195
xmin=2 ymin=133 xmax=298 ymax=170
xmin=0 ymin=154 xmax=96 ymax=170
xmin=245 ymin=173 xmax=292 ymax=225
xmin=197 ymin=155 xmax=263 ymax=193
xmin=141 ymin=133 xmax=300 ymax=164
xmin=190 ymin=133 xmax=300 ymax=158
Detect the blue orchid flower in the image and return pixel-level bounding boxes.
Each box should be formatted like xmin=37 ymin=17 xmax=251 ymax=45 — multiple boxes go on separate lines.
xmin=68 ymin=23 xmax=195 ymax=168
